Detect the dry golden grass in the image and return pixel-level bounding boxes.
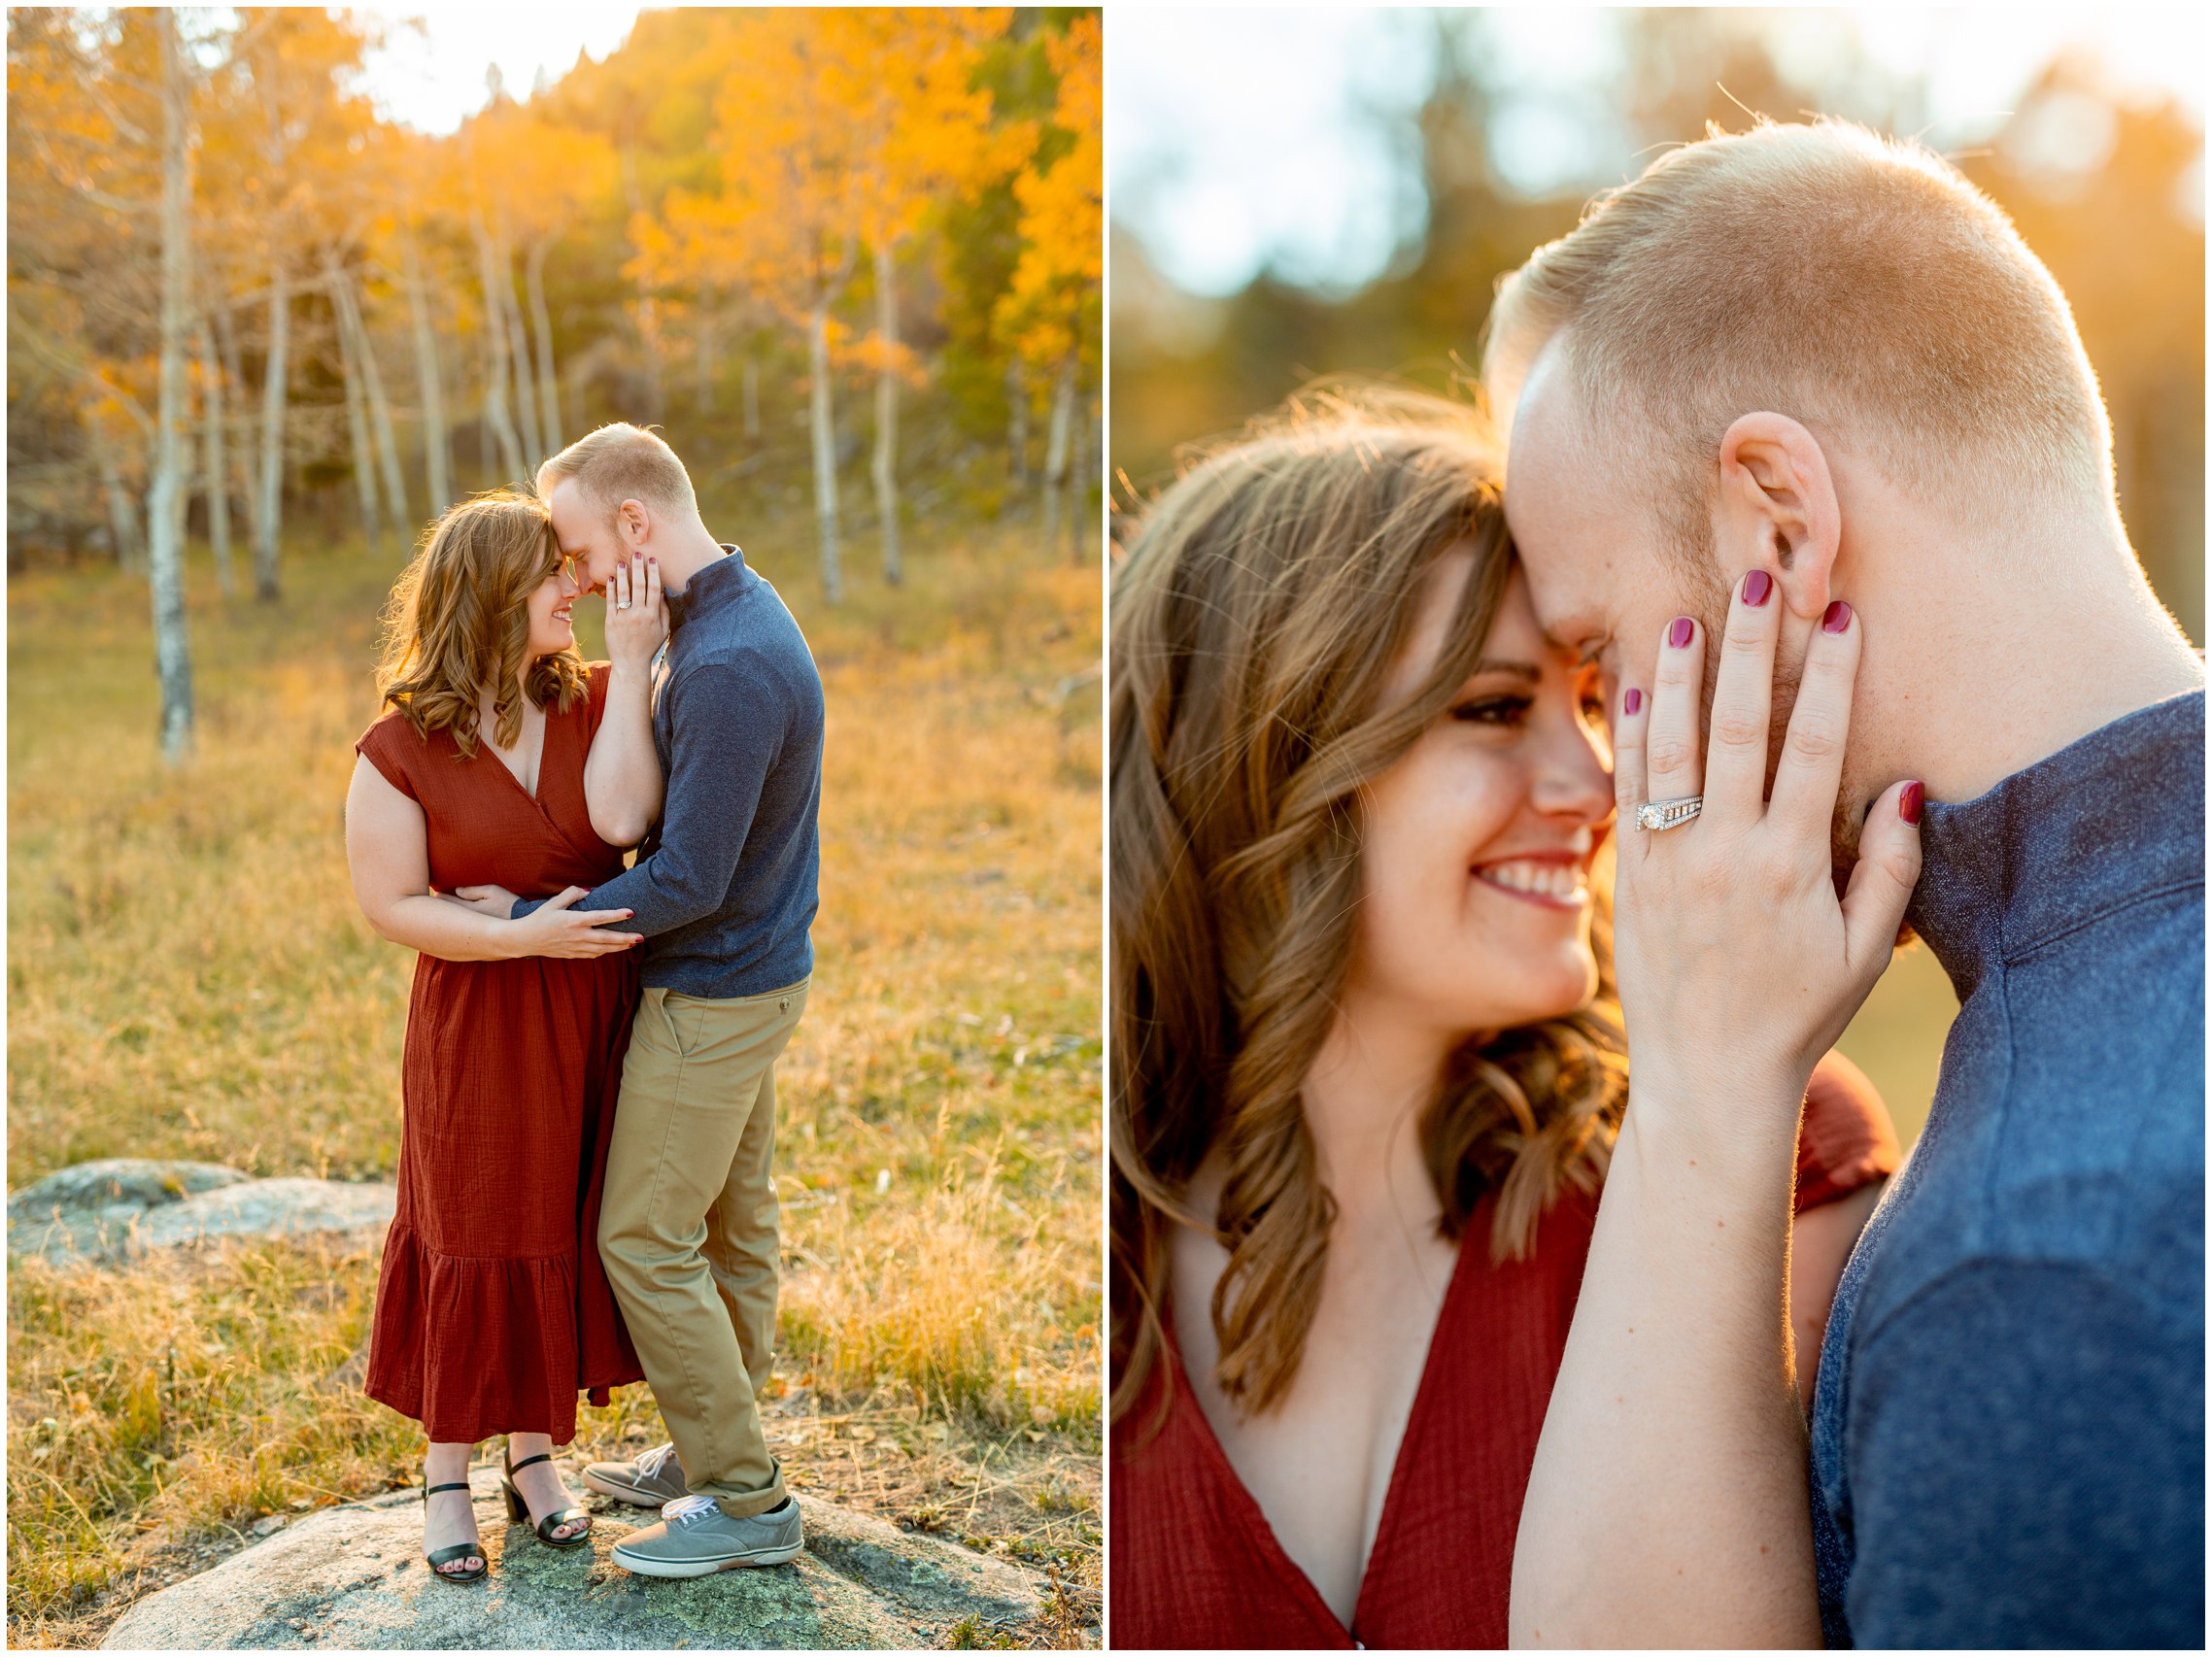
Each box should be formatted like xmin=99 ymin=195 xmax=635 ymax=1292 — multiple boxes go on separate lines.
xmin=6 ymin=512 xmax=1103 ymax=1646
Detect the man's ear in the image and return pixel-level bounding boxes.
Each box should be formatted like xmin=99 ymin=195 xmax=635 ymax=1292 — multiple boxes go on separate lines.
xmin=1716 ymin=413 xmax=1840 ymax=621
xmin=618 ymin=498 xmax=650 ymax=553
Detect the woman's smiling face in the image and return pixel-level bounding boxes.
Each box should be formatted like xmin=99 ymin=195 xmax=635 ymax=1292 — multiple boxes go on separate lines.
xmin=1344 ymin=552 xmax=1616 ymax=1039
xmin=523 ymin=543 xmax=581 ymax=659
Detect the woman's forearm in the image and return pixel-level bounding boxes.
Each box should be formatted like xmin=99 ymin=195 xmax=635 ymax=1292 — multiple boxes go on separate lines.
xmin=366 ymin=891 xmax=524 ymax=963
xmin=584 ymin=664 xmax=664 ymax=845
xmin=1510 ymin=1078 xmax=1821 ymax=1649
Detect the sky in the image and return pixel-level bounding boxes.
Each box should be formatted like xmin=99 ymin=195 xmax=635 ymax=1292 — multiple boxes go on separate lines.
xmin=351 ymin=4 xmax=641 ymax=135
xmin=1111 ymin=6 xmax=2209 ymax=297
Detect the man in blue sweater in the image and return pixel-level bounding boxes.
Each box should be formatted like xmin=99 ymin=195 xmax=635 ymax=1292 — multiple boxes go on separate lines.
xmin=465 ymin=423 xmax=824 ymax=1578
xmin=1483 ymin=123 xmax=2202 ymax=1646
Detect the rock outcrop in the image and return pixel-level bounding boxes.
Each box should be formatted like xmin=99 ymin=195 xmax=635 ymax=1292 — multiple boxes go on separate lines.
xmin=9 ymin=1159 xmax=395 ymax=1268
xmin=100 ymin=1469 xmax=1045 ymax=1649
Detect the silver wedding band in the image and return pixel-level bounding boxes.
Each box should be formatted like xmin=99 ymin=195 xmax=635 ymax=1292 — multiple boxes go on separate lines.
xmin=617 ymin=600 xmax=631 ymax=610
xmin=1634 ymin=795 xmax=1704 ymax=832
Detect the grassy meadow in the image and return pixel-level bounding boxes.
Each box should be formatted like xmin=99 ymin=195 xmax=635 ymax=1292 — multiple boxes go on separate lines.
xmin=6 ymin=511 xmax=1104 ymax=1647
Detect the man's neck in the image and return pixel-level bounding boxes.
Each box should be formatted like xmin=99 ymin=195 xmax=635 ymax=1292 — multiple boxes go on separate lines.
xmin=648 ymin=524 xmax=731 ymax=595
xmin=1855 ymin=500 xmax=2202 ymax=808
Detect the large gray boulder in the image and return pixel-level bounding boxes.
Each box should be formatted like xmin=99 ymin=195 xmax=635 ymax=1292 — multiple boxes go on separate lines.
xmin=101 ymin=1468 xmax=1045 ymax=1649
xmin=8 ymin=1160 xmax=394 ymax=1268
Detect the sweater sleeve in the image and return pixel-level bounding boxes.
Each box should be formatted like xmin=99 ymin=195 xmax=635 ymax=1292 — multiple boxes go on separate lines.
xmin=516 ymin=659 xmax=777 ymax=935
xmin=1841 ymin=1257 xmax=2203 ymax=1648
xmin=1794 ymin=1049 xmax=1902 ymax=1213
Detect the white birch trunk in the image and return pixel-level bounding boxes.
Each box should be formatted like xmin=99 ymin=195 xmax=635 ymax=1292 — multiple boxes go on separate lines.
xmin=254 ymin=257 xmax=291 ymax=601
xmin=402 ymin=228 xmax=453 ymax=513
xmin=327 ymin=252 xmax=385 ymax=556
xmin=339 ymin=265 xmax=410 ymax=541
xmin=476 ymin=330 xmax=493 ymax=477
xmin=1006 ymin=357 xmax=1030 ymax=490
xmin=150 ymin=11 xmax=194 ymax=761
xmin=808 ymin=298 xmax=843 ymax=605
xmin=622 ymin=140 xmax=665 ymax=423
xmin=195 ymin=319 xmax=233 ymax=595
xmin=1040 ymin=356 xmax=1074 ymax=559
xmin=871 ymin=243 xmax=902 ymax=587
xmin=214 ymin=304 xmax=262 ymax=558
xmin=468 ymin=205 xmax=526 ymax=482
xmin=525 ymin=238 xmax=562 ymax=456
xmin=501 ymin=234 xmax=543 ymax=467
xmin=97 ymin=440 xmax=141 ymax=570
xmin=1067 ymin=378 xmax=1090 ymax=563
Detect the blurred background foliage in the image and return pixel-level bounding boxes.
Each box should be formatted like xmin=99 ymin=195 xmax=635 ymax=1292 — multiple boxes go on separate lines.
xmin=8 ymin=6 xmax=1103 ymax=612
xmin=1111 ymin=8 xmax=2204 ymax=648
xmin=1111 ymin=8 xmax=2203 ymax=1146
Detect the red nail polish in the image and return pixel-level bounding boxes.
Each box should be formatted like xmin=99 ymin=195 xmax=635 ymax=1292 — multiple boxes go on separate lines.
xmin=1667 ymin=616 xmax=1694 ymax=649
xmin=1742 ymin=569 xmax=1773 ymax=607
xmin=1900 ymin=781 xmax=1923 ymax=825
xmin=1822 ymin=599 xmax=1853 ymax=634
xmin=1623 ymin=688 xmax=1643 ymax=716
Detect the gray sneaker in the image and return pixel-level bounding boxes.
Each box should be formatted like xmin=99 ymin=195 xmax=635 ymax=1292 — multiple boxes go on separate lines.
xmin=583 ymin=1442 xmax=690 ymax=1507
xmin=612 ymin=1495 xmax=802 ymax=1578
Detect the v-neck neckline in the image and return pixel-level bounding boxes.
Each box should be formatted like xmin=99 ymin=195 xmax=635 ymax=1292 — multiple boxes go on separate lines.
xmin=478 ymin=702 xmax=554 ymax=805
xmin=1163 ymin=1228 xmax=1478 ymax=1642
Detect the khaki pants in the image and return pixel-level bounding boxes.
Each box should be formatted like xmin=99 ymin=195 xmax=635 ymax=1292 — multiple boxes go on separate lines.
xmin=599 ymin=979 xmax=808 ymax=1519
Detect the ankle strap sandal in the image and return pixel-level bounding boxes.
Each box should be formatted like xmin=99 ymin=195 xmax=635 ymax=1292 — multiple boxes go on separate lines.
xmin=422 ymin=1480 xmax=488 ymax=1583
xmin=502 ymin=1450 xmax=593 ymax=1548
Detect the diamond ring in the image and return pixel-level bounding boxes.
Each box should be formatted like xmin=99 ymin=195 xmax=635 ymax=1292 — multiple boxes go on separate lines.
xmin=1634 ymin=795 xmax=1704 ymax=832
xmin=617 ymin=600 xmax=631 ymax=610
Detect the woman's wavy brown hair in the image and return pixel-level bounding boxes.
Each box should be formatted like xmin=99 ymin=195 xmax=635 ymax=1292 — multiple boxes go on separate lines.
xmin=1110 ymin=388 xmax=1627 ymax=1430
xmin=375 ymin=490 xmax=589 ymax=755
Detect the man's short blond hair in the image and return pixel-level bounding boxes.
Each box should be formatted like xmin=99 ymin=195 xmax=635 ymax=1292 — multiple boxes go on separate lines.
xmin=1482 ymin=119 xmax=2113 ymax=564
xmin=537 ymin=423 xmax=698 ymax=529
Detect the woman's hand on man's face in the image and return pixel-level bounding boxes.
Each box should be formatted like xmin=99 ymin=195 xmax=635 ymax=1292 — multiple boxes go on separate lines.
xmin=1608 ymin=573 xmax=1923 ymax=1140
xmin=603 ymin=555 xmax=669 ymax=675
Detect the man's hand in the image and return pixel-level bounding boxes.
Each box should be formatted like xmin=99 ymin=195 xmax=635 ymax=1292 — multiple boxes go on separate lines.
xmin=447 ymin=883 xmax=521 ymax=920
xmin=483 ymin=885 xmax=640 ymax=959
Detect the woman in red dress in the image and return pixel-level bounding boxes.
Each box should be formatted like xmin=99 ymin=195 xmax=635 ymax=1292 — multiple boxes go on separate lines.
xmin=1107 ymin=392 xmax=1900 ymax=1647
xmin=344 ymin=490 xmax=670 ymax=1581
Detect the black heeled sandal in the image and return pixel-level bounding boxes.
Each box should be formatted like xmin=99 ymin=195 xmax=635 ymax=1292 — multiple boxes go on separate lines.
xmin=501 ymin=1450 xmax=593 ymax=1548
xmin=423 ymin=1480 xmax=488 ymax=1584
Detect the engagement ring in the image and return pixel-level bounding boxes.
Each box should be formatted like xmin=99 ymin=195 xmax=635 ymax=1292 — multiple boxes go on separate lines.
xmin=1634 ymin=795 xmax=1703 ymax=831
xmin=617 ymin=600 xmax=631 ymax=610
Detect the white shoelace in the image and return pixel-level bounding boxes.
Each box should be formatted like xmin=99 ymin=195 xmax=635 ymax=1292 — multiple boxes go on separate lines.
xmin=664 ymin=1494 xmax=722 ymax=1527
xmin=634 ymin=1442 xmax=679 ymax=1479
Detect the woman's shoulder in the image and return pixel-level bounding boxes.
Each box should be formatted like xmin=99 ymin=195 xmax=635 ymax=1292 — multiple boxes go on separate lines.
xmin=357 ymin=703 xmax=429 ymax=761
xmin=1796 ymin=1048 xmax=1903 ymax=1211
xmin=356 ymin=704 xmax=436 ymax=796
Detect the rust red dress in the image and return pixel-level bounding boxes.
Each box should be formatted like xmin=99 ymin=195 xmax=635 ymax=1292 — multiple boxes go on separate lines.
xmin=354 ymin=661 xmax=646 ymax=1444
xmin=1109 ymin=1054 xmax=1901 ymax=1650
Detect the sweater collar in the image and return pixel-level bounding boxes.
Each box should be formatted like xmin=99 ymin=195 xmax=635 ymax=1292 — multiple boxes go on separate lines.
xmin=1904 ymin=690 xmax=2204 ymax=998
xmin=665 ymin=543 xmax=747 ymax=631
